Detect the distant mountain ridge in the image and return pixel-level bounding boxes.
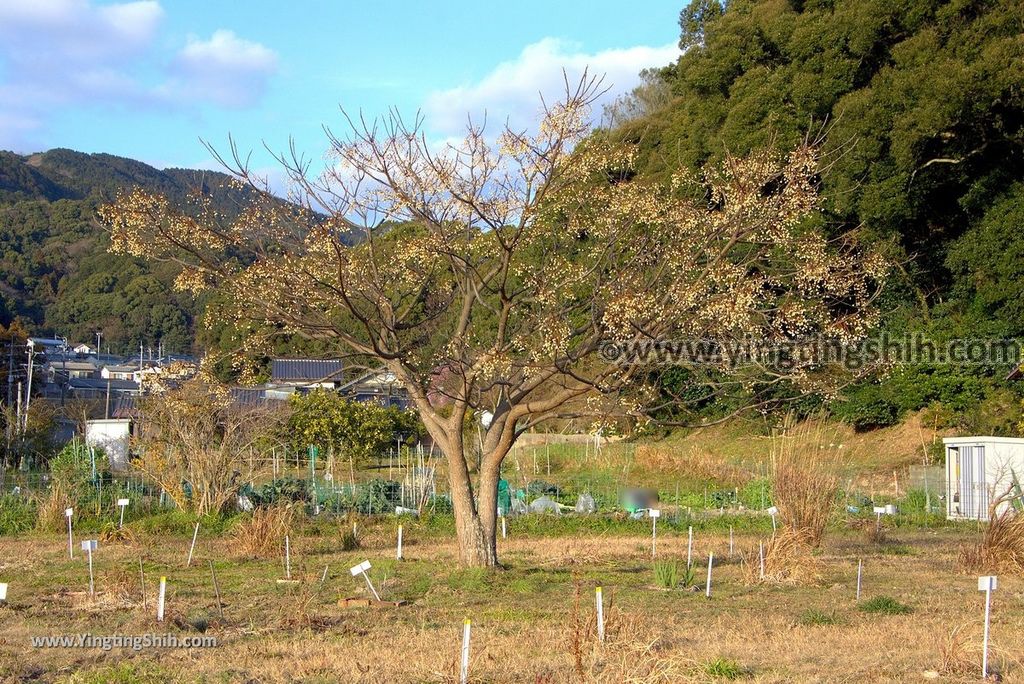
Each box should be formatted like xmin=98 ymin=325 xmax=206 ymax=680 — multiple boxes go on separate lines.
xmin=0 ymin=148 xmax=251 ymax=209
xmin=0 ymin=148 xmax=263 ymax=354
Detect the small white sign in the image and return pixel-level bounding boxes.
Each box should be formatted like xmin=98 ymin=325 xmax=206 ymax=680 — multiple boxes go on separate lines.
xmin=884 ymin=504 xmax=897 ymax=515
xmin=0 ymin=582 xmax=7 ymax=601
xmin=873 ymin=506 xmax=886 ymax=514
xmin=65 ymin=508 xmax=73 ymax=518
xmin=117 ymin=498 xmax=130 ymax=507
xmin=766 ymin=506 xmax=778 ymax=515
xmin=648 ymin=508 xmax=661 ymax=519
xmin=81 ymin=540 xmax=97 ymax=552
xmin=978 ymin=575 xmax=998 ymax=592
xmin=350 ymin=560 xmax=372 ymax=576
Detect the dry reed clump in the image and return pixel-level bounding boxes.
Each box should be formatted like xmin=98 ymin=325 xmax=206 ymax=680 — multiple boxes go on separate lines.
xmin=849 ymin=517 xmax=888 ymax=544
xmin=958 ymin=492 xmax=1024 ymax=573
xmin=770 ymin=417 xmax=841 ymax=547
xmin=231 ymin=505 xmax=295 ymax=559
xmin=99 ymin=522 xmax=138 ymax=545
xmin=741 ymin=528 xmax=822 ymax=585
xmin=635 ymin=445 xmax=752 ymax=486
xmin=33 ymin=480 xmax=74 ymax=532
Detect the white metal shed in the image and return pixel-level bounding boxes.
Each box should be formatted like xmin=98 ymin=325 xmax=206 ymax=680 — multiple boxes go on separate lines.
xmin=84 ymin=418 xmax=132 ymax=471
xmin=944 ymin=436 xmax=1024 ymax=520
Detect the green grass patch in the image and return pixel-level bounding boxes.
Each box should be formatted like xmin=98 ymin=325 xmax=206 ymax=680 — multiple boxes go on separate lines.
xmin=702 ymin=657 xmax=743 ymax=679
xmin=859 ymin=595 xmax=912 ymax=615
xmin=798 ymin=609 xmax=840 ymax=626
xmin=653 ymin=559 xmax=679 ymax=589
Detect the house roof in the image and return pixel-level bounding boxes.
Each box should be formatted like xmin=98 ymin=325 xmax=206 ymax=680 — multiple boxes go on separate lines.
xmin=104 ymin=364 xmax=139 ymax=373
xmin=47 ymin=360 xmax=98 ymax=372
xmin=69 ymin=377 xmax=140 ymax=392
xmin=270 ymin=358 xmax=344 ymax=383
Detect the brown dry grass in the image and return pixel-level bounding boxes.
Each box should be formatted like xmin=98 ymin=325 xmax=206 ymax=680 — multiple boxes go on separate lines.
xmin=959 ymin=493 xmax=1024 ymax=574
xmin=3 ymin=524 xmax=1024 ymax=683
xmin=741 ymin=528 xmax=822 ymax=585
xmin=230 ymin=505 xmax=295 ymax=559
xmin=634 ymin=445 xmax=752 ymax=485
xmin=770 ymin=417 xmax=840 ymax=547
xmin=33 ymin=480 xmax=73 ymax=533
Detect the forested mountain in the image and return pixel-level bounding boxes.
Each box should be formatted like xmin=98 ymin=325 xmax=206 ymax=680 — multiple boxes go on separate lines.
xmin=0 ymin=149 xmax=259 ymax=354
xmin=612 ymin=0 xmax=1024 ymax=433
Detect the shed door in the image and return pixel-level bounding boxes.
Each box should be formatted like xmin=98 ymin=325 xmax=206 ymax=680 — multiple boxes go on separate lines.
xmin=959 ymin=445 xmax=987 ymax=519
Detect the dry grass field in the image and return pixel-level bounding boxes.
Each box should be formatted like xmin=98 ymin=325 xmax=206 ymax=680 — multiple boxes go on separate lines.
xmin=0 ymin=517 xmax=1021 ymax=683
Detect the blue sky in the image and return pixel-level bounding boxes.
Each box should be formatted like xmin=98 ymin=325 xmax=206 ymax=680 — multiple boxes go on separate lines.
xmin=0 ymin=0 xmax=682 ymax=172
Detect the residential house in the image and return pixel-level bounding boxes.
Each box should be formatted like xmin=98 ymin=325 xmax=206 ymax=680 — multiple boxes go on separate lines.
xmin=338 ymin=368 xmax=409 ymax=409
xmin=102 ymin=364 xmax=139 ymax=381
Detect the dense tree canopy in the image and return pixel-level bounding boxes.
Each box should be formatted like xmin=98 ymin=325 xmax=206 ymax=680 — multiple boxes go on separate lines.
xmin=614 ymin=0 xmax=1024 ymax=431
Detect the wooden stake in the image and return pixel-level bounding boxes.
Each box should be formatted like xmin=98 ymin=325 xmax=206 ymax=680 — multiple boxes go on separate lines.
xmin=209 ymin=560 xmax=223 ymax=619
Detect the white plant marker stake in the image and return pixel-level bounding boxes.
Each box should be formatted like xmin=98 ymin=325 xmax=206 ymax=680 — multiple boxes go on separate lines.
xmin=284 ymin=535 xmax=291 ymax=579
xmin=758 ymin=542 xmax=765 ymax=580
xmin=729 ymin=526 xmax=734 ymax=556
xmin=460 ymin=618 xmax=471 ymax=684
xmin=501 ymin=514 xmax=507 ymax=540
xmin=117 ymin=498 xmax=129 ymax=528
xmin=0 ymin=582 xmax=7 ymax=601
xmin=979 ymin=575 xmax=997 ymax=678
xmin=649 ymin=509 xmax=660 ymax=558
xmin=157 ymin=576 xmax=166 ymax=622
xmin=350 ymin=560 xmax=381 ymax=601
xmin=82 ymin=540 xmax=97 ymax=597
xmin=767 ymin=506 xmax=778 ymax=533
xmin=705 ymin=553 xmax=714 ymax=598
xmin=687 ymin=526 xmax=693 ymax=567
xmin=65 ymin=508 xmax=74 ymax=559
xmin=856 ymin=559 xmax=863 ymax=601
xmin=320 ymin=564 xmax=330 ymax=585
xmin=595 ymin=586 xmax=605 ymax=642
xmin=397 ymin=525 xmax=404 ymax=560
xmin=186 ymin=521 xmax=199 ymax=567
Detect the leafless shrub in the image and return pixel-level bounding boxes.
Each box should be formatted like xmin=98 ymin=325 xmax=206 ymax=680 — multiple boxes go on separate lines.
xmin=132 ymin=377 xmax=288 ymax=516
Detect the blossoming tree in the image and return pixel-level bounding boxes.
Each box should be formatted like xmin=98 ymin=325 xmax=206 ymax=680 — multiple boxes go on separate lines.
xmin=100 ymin=76 xmax=886 ymax=566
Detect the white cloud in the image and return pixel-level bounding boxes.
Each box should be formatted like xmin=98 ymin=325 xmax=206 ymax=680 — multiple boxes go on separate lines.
xmin=423 ymin=38 xmax=678 ymax=137
xmin=167 ymin=30 xmax=278 ymax=108
xmin=0 ymin=0 xmax=277 ymax=150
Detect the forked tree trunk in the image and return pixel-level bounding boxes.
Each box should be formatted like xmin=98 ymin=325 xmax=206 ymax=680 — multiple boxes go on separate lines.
xmin=447 ymin=446 xmax=502 ymax=567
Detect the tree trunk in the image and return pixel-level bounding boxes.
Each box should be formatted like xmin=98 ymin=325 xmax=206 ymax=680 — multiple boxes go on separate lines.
xmin=447 ymin=445 xmax=501 ymax=567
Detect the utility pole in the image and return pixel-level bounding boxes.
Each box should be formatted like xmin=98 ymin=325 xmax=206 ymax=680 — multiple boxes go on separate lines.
xmin=23 ymin=342 xmax=34 ymax=433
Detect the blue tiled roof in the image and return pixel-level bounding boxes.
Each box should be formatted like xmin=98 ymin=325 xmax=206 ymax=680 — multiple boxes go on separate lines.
xmin=270 ymin=358 xmax=344 ymax=382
